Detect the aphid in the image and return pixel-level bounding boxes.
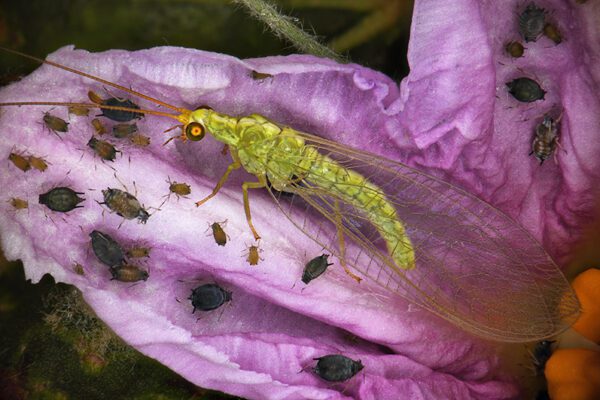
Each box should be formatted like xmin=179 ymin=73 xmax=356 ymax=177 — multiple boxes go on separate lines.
xmin=8 ymin=152 xmax=30 ymax=172
xmin=0 ymin=47 xmax=581 ymax=342
xmin=73 ymin=263 xmax=85 ymax=275
xmin=68 ymin=105 xmax=89 ymax=116
xmin=112 ymin=123 xmax=138 ymax=138
xmin=312 ymin=354 xmax=363 ymax=382
xmin=89 ymin=230 xmax=125 ymax=267
xmin=91 ymin=118 xmax=107 ymax=135
xmin=188 ymin=283 xmax=232 ymax=312
xmin=87 ymin=137 xmax=120 ymax=161
xmin=39 ymin=187 xmax=85 ymax=212
xmin=129 ymin=133 xmax=151 ymax=147
xmin=518 ymin=3 xmax=546 ymax=42
xmin=302 ymin=254 xmax=333 ymax=284
xmin=101 ymin=188 xmax=149 ymax=223
xmin=506 ymin=77 xmax=546 ymax=102
xmin=89 ymin=90 xmax=143 ymax=122
xmin=168 ymin=178 xmax=191 ymax=198
xmin=504 ymin=41 xmax=524 ymax=58
xmin=244 ymin=242 xmax=263 ymax=266
xmin=43 ymin=112 xmax=69 ymax=135
xmin=543 ymin=23 xmax=562 ymax=45
xmin=125 ymin=245 xmax=151 ymax=258
xmin=209 ymin=221 xmax=228 ymax=246
xmin=531 ymin=340 xmax=555 ymax=376
xmin=9 ymin=197 xmax=28 ymax=210
xmin=251 ymin=70 xmax=273 ymax=80
xmin=530 ymin=115 xmax=560 ymax=164
xmin=110 ymin=264 xmax=149 ymax=282
xmin=28 ymin=155 xmax=49 ymax=172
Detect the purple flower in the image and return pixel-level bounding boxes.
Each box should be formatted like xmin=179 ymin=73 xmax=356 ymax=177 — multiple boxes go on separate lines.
xmin=1 ymin=0 xmax=598 ymax=398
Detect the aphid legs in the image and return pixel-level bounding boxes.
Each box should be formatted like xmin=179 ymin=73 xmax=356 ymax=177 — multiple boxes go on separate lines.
xmin=334 ymin=199 xmax=362 ymax=283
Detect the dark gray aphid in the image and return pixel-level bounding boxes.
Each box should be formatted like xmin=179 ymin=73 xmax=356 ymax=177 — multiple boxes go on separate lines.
xmin=506 ymin=77 xmax=545 ymax=102
xmin=188 ymin=283 xmax=232 ymax=312
xmin=39 ymin=187 xmax=85 ymax=212
xmin=302 ymin=254 xmax=333 ymax=284
xmin=100 ymin=97 xmax=143 ymax=122
xmin=313 ymin=354 xmax=364 ymax=382
xmin=531 ymin=340 xmax=555 ymax=376
xmin=89 ymin=230 xmax=125 ymax=267
xmin=101 ymin=188 xmax=149 ymax=223
xmin=519 ymin=3 xmax=546 ymax=42
xmin=110 ymin=264 xmax=149 ymax=282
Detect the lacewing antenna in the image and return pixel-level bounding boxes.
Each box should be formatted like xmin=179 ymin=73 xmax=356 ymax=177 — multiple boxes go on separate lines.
xmin=0 ymin=46 xmax=190 ymax=121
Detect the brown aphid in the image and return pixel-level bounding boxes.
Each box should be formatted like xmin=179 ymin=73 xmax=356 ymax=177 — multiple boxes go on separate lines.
xmin=43 ymin=112 xmax=69 ymax=135
xmin=28 ymin=155 xmax=49 ymax=172
xmin=73 ymin=263 xmax=85 ymax=275
xmin=210 ymin=221 xmax=228 ymax=246
xmin=91 ymin=118 xmax=107 ymax=135
xmin=87 ymin=137 xmax=120 ymax=162
xmin=112 ymin=123 xmax=138 ymax=138
xmin=505 ymin=41 xmax=525 ymax=58
xmin=68 ymin=105 xmax=89 ymax=116
xmin=251 ymin=70 xmax=273 ymax=80
xmin=168 ymin=178 xmax=191 ymax=198
xmin=543 ymin=23 xmax=562 ymax=44
xmin=129 ymin=134 xmax=151 ymax=147
xmin=244 ymin=242 xmax=263 ymax=266
xmin=9 ymin=197 xmax=28 ymax=210
xmin=101 ymin=188 xmax=150 ymax=223
xmin=110 ymin=264 xmax=149 ymax=282
xmin=530 ymin=115 xmax=560 ymax=165
xmin=125 ymin=246 xmax=151 ymax=258
xmin=88 ymin=90 xmax=104 ymax=104
xmin=8 ymin=152 xmax=30 ymax=172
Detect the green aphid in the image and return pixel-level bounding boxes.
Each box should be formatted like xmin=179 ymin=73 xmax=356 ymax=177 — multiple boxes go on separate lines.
xmin=112 ymin=123 xmax=138 ymax=138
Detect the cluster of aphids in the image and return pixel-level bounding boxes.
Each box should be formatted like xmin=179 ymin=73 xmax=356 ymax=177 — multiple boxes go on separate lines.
xmin=503 ymin=2 xmax=566 ymax=165
xmin=7 ymin=94 xmax=161 ymax=280
xmin=89 ymin=230 xmax=149 ymax=282
xmin=85 ymin=91 xmax=151 ymax=161
xmin=41 ymin=91 xmax=151 ymax=163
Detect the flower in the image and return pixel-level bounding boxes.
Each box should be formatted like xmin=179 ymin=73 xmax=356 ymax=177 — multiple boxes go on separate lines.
xmin=1 ymin=0 xmax=598 ymax=399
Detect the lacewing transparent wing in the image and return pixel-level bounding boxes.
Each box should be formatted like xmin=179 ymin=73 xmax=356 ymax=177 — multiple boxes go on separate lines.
xmin=258 ymin=130 xmax=580 ymax=342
